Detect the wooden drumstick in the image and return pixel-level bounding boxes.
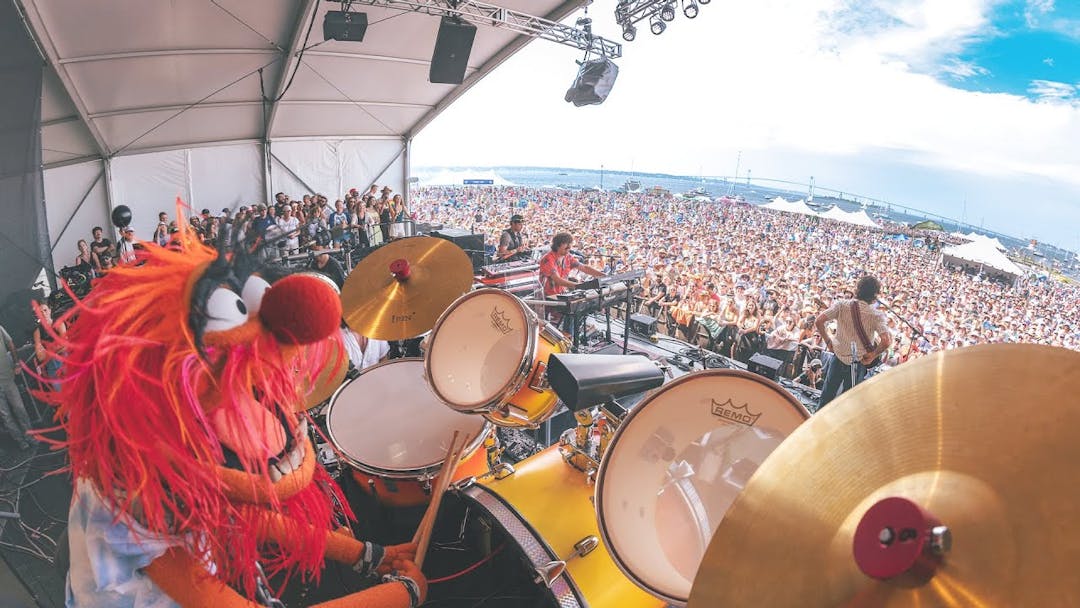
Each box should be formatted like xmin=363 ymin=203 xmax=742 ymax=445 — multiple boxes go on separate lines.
xmin=415 ymin=432 xmax=468 ymax=548
xmin=414 ymin=432 xmax=472 ymax=568
xmin=412 ymin=431 xmax=460 ymax=545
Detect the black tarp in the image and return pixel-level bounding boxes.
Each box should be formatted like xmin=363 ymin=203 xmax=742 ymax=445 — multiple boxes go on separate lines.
xmin=0 ymin=1 xmax=49 ymax=344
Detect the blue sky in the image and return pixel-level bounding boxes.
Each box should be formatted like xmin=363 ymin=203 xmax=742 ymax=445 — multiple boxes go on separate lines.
xmin=413 ymin=0 xmax=1080 ymax=250
xmin=938 ymin=1 xmax=1080 ymax=101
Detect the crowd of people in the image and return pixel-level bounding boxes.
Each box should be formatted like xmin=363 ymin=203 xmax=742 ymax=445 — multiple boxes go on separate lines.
xmin=53 ymin=182 xmax=1080 ymax=391
xmin=411 ymin=185 xmax=1080 ymax=384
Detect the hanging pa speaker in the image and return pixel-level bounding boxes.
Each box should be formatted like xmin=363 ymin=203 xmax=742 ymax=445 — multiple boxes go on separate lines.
xmin=564 ymin=58 xmax=619 ymax=107
xmin=324 ymin=10 xmax=368 ymax=42
xmin=430 ymin=17 xmax=476 ymax=85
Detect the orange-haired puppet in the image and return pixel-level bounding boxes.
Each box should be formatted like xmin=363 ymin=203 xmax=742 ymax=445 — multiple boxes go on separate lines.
xmin=53 ymin=210 xmax=426 ymax=608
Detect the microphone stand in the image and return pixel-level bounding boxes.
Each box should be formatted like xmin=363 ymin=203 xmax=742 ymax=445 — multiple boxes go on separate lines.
xmin=876 ymin=298 xmax=930 ymax=345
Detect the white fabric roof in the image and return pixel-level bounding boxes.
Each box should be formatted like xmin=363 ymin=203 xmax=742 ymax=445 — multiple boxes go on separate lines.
xmin=848 ymin=209 xmax=880 ymax=228
xmin=942 ymin=240 xmax=1024 ymax=277
xmin=818 ymin=205 xmax=851 ymax=222
xmin=25 ymin=0 xmax=585 ymax=169
xmin=762 ymin=197 xmax=818 ymax=216
xmin=964 ymin=233 xmax=1007 ymax=251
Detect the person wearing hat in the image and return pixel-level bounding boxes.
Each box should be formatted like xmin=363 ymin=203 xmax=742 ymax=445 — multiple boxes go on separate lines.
xmin=794 ymin=358 xmax=824 ymax=389
xmin=496 ymin=214 xmax=530 ymax=262
xmin=117 ymin=226 xmax=137 ymax=264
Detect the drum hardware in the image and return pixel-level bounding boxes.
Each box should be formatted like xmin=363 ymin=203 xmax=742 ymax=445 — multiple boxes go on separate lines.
xmin=534 ymin=536 xmax=601 ymax=588
xmin=547 ymin=353 xmax=666 ymax=412
xmin=559 ymin=402 xmax=623 ymax=477
xmin=688 ymin=344 xmax=1080 ymax=607
xmin=341 ymin=236 xmax=473 ymax=341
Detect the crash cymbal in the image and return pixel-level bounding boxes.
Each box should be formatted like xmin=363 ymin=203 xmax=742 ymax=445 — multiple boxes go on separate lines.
xmin=341 ymin=237 xmax=473 ymax=341
xmin=298 ymin=338 xmax=348 ymax=410
xmin=689 ymin=344 xmax=1080 ymax=608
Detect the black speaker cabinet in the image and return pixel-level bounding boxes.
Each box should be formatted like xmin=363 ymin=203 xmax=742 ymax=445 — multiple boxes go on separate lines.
xmin=430 ymin=17 xmax=476 ymax=84
xmin=748 ymin=352 xmax=784 ymax=381
xmin=323 ymin=11 xmax=368 ymax=42
xmin=628 ymin=313 xmax=658 ymax=336
xmin=431 ymin=228 xmax=485 ymax=271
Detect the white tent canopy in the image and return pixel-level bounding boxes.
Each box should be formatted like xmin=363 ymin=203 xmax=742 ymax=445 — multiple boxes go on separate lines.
xmin=762 ymin=197 xmax=818 ymax=216
xmin=23 ymin=0 xmax=585 ymax=270
xmin=941 ymin=240 xmax=1024 ymax=281
xmin=964 ymin=233 xmax=1008 ymax=251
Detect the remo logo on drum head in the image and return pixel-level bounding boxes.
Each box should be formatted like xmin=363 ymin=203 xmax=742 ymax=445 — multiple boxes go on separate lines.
xmin=595 ymin=369 xmax=810 ymax=606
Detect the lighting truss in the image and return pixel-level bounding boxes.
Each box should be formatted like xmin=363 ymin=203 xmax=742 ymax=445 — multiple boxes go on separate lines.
xmin=348 ymin=0 xmax=623 ymax=58
xmin=615 ymin=0 xmax=679 ymax=28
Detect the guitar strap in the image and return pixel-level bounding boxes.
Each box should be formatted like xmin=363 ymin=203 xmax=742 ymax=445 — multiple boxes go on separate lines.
xmin=850 ymin=300 xmax=874 ymax=354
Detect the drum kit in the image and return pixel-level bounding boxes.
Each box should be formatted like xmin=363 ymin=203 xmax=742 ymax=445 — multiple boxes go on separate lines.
xmin=311 ymin=236 xmax=1080 ymax=607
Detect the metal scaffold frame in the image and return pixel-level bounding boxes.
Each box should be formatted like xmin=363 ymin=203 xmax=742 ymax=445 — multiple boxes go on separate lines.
xmin=350 ymin=0 xmax=623 ymax=58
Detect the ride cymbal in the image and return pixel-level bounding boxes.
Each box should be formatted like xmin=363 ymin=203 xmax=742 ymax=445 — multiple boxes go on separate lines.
xmin=689 ymin=343 xmax=1080 ymax=608
xmin=341 ymin=237 xmax=473 ymax=341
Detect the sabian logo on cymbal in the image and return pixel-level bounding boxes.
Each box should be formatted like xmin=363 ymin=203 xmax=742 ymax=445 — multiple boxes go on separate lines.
xmin=711 ymin=398 xmax=760 ymax=427
xmin=491 ymin=307 xmax=513 ymax=334
xmin=392 ymin=312 xmax=415 ymax=323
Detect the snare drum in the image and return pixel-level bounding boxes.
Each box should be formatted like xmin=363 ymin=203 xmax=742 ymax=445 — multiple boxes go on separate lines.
xmin=595 ymin=369 xmax=810 ymax=606
xmin=325 ymin=358 xmax=491 ymax=508
xmin=425 ymin=288 xmax=571 ymax=428
xmin=455 ymin=446 xmax=664 ymax=608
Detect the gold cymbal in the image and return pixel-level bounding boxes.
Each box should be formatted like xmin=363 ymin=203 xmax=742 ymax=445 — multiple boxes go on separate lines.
xmin=298 ymin=339 xmax=348 ymax=410
xmin=341 ymin=237 xmax=473 ymax=341
xmin=689 ymin=344 xmax=1080 ymax=608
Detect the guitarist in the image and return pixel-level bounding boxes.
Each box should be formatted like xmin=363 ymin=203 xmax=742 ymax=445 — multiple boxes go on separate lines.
xmin=814 ymin=275 xmax=892 ymax=410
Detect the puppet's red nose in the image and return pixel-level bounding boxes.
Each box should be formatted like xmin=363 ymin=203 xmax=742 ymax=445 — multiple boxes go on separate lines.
xmin=259 ymin=274 xmax=341 ymax=344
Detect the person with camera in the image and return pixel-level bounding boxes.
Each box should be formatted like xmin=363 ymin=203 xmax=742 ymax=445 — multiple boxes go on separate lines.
xmin=496 ymin=214 xmax=530 ymax=262
xmin=307 ymin=229 xmax=346 ymax=290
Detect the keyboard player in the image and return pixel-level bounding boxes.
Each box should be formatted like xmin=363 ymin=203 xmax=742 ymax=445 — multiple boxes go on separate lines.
xmin=539 ymin=232 xmax=606 ymax=333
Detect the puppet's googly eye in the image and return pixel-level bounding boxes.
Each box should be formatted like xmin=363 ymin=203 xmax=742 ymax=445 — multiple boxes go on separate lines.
xmin=204 ymin=288 xmax=249 ymax=332
xmin=240 ymin=275 xmax=272 ymax=316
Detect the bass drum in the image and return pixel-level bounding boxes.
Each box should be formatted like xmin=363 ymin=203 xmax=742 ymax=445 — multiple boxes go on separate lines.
xmin=595 ymin=369 xmax=810 ymax=606
xmin=453 ymin=447 xmax=664 ymax=608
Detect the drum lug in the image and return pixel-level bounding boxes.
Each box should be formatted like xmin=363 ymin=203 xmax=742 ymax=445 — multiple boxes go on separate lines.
xmin=573 ymin=536 xmax=599 ymax=558
xmin=493 ymin=462 xmax=515 ymax=479
xmin=419 ymin=474 xmax=434 ymax=494
xmin=527 ymin=360 xmax=550 ymax=393
xmin=452 ymin=476 xmax=477 ymax=491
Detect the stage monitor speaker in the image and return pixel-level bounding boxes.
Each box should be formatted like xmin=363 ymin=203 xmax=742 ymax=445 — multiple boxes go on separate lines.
xmin=564 ymin=58 xmax=619 ymax=107
xmin=748 ymin=352 xmax=784 ymax=381
xmin=430 ymin=17 xmax=476 ymax=84
xmin=628 ymin=313 xmax=658 ymax=336
xmin=431 ymin=228 xmax=485 ymax=271
xmin=324 ymin=11 xmax=368 ymax=42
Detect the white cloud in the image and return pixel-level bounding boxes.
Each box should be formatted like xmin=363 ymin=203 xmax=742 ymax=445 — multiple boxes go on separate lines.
xmin=1043 ymin=57 xmax=1055 ymax=67
xmin=1025 ymin=0 xmax=1055 ymax=28
xmin=413 ymin=0 xmax=1080 ymax=245
xmin=1028 ymin=79 xmax=1076 ymax=101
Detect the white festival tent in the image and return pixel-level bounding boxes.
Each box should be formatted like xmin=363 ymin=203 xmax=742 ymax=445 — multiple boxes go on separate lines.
xmin=941 ymin=240 xmax=1025 ymax=282
xmin=762 ymin=197 xmax=819 ymax=217
xmin=964 ymin=232 xmax=1008 ymax=251
xmin=23 ymin=0 xmax=587 ymax=272
xmin=847 ymin=209 xmax=880 ymax=228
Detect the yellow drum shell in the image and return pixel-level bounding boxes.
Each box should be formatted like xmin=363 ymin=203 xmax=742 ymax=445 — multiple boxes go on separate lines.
xmin=484 ymin=322 xmax=568 ymax=428
xmin=474 ymin=446 xmax=664 ymax=608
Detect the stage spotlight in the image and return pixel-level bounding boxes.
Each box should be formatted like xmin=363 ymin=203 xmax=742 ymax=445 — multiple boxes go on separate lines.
xmin=660 ymin=2 xmax=676 ymax=22
xmin=650 ymin=15 xmax=666 ymax=34
xmin=622 ymin=24 xmax=637 ymax=41
xmin=683 ymin=0 xmax=699 ymax=19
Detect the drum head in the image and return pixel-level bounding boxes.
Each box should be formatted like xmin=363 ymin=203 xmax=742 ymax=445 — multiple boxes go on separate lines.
xmin=595 ymin=370 xmax=809 ymax=605
xmin=426 ymin=290 xmax=532 ymax=410
xmin=326 ymin=359 xmax=487 ymax=474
